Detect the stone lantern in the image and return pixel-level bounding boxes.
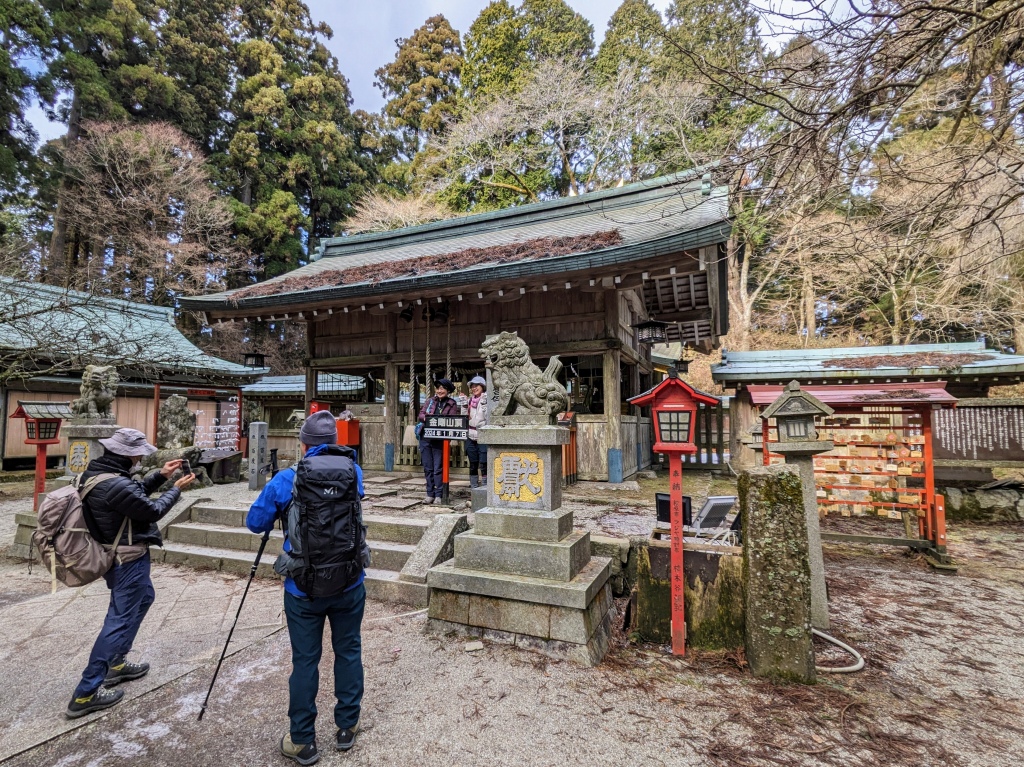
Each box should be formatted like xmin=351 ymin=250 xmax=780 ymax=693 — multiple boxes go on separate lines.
xmin=761 ymin=380 xmax=834 ymax=630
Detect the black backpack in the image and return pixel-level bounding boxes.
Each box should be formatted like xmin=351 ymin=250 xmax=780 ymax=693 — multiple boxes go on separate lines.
xmin=274 ymin=445 xmax=368 ymax=598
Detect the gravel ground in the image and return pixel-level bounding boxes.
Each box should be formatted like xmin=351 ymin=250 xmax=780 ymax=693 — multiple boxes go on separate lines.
xmin=4 ymin=520 xmax=1023 ymax=767
xmin=5 ymin=471 xmax=1023 ymax=766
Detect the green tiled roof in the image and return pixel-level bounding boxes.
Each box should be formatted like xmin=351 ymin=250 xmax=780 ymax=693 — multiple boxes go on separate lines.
xmin=181 ymin=170 xmax=731 ymax=314
xmin=0 ymin=278 xmax=266 ymax=384
xmin=712 ymin=341 xmax=1024 ymax=384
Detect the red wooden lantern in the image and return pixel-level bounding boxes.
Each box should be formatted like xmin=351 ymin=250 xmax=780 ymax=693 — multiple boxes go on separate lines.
xmin=629 ymin=370 xmax=719 ymax=656
xmin=9 ymin=401 xmax=72 ymax=511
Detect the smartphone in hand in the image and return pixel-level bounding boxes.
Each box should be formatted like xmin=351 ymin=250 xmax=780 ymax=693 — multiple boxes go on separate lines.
xmin=180 ymin=459 xmax=191 ymax=476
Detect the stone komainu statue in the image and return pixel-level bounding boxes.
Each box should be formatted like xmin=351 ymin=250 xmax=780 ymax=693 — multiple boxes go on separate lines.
xmin=481 ymin=332 xmax=570 ymax=417
xmin=71 ymin=365 xmax=118 ymax=419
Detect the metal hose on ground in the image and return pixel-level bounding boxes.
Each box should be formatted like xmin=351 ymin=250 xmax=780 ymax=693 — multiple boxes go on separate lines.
xmin=813 ymin=628 xmax=866 ymax=673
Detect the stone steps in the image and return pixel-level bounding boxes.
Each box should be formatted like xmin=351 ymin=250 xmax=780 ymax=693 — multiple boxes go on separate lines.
xmin=158 ymin=503 xmax=431 ymax=606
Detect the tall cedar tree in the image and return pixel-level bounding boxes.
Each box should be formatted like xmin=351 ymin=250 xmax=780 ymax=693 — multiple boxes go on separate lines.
xmin=213 ymin=0 xmax=370 ymax=281
xmin=374 ymin=14 xmax=463 ymax=160
xmin=38 ymin=0 xmax=176 ymax=282
xmin=0 ymin=0 xmax=48 ymax=201
xmin=461 ymin=0 xmax=593 ymax=97
xmin=594 ymin=0 xmax=666 ymax=82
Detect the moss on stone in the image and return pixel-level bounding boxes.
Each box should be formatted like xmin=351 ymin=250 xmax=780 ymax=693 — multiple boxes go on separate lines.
xmin=742 ymin=465 xmax=816 ymax=684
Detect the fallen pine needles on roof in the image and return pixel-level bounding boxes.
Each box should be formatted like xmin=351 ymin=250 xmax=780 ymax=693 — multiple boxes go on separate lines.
xmin=230 ymin=229 xmax=623 ymax=302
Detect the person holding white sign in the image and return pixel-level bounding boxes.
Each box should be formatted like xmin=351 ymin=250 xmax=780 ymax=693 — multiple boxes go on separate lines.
xmin=416 ymin=379 xmax=459 ymax=504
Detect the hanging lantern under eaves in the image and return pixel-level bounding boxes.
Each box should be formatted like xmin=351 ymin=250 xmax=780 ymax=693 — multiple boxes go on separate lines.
xmin=633 ymin=319 xmax=669 ymax=345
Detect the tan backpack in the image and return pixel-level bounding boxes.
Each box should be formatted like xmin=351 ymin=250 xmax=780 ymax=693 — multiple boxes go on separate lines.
xmin=31 ymin=473 xmax=128 ymax=594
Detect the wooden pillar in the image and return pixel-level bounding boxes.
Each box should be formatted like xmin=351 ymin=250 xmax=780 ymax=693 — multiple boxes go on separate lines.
xmin=602 ymin=289 xmax=623 ymax=482
xmin=384 ymin=362 xmax=399 ymax=472
xmin=730 ymin=387 xmax=759 ymax=469
xmin=604 ymin=348 xmax=623 ymax=482
xmin=304 ymin=322 xmax=316 ymax=411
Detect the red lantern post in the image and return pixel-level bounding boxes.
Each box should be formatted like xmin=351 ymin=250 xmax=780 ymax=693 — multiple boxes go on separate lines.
xmin=9 ymin=401 xmax=72 ymax=511
xmin=629 ymin=371 xmax=719 ymax=656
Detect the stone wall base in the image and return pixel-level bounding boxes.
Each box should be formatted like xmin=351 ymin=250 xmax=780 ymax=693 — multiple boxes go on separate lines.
xmin=942 ymin=486 xmax=1024 ymax=523
xmin=425 ymin=593 xmax=614 ymax=663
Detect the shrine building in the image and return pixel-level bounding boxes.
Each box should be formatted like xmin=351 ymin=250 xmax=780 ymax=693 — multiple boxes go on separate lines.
xmin=181 ymin=171 xmax=733 ymax=482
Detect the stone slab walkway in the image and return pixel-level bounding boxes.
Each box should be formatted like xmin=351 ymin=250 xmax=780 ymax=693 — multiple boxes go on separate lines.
xmin=0 ymin=560 xmax=283 ymax=762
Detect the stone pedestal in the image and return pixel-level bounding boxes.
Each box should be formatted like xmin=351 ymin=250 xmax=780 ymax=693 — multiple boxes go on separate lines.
xmin=63 ymin=419 xmax=119 ymax=477
xmin=741 ymin=465 xmax=815 ymax=684
xmin=426 ymin=416 xmax=613 ymax=665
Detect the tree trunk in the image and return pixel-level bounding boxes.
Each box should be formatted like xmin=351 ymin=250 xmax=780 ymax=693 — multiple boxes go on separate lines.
xmin=46 ymin=91 xmax=83 ymax=287
xmin=802 ymin=269 xmax=816 ymax=344
xmin=727 ymin=237 xmax=752 ymax=350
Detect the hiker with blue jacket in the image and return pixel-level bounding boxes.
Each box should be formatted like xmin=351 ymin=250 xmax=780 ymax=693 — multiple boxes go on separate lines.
xmin=67 ymin=428 xmax=195 ymax=719
xmin=246 ymin=410 xmax=368 ymax=765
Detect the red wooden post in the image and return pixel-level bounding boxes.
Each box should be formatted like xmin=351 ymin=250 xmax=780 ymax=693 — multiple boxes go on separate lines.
xmin=668 ymin=451 xmax=686 ymax=655
xmin=922 ymin=406 xmax=936 ymax=544
xmin=33 ymin=443 xmax=48 ymax=511
xmin=441 ymin=439 xmax=451 ymax=503
xmin=762 ymin=417 xmax=771 ymax=466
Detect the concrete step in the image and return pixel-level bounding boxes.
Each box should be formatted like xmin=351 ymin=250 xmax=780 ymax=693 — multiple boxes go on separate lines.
xmin=364 ymin=568 xmax=428 ymax=608
xmin=191 ymin=503 xmax=249 ymax=527
xmin=166 ymin=522 xmax=416 ymax=570
xmin=188 ymin=505 xmax=429 ymax=547
xmin=154 ymin=544 xmax=426 ymax=606
xmin=156 ymin=541 xmax=278 ymax=578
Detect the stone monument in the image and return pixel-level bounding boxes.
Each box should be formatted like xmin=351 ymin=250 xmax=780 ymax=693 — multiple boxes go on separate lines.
xmin=760 ymin=380 xmax=834 ymax=630
xmin=740 ymin=464 xmax=816 ymax=684
xmin=63 ymin=365 xmax=121 ymax=478
xmin=157 ymin=394 xmax=196 ymax=449
xmin=426 ymin=333 xmax=614 ymax=665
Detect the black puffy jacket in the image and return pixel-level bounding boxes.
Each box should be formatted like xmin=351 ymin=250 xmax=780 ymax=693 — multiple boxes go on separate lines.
xmin=80 ymin=452 xmax=181 ymax=547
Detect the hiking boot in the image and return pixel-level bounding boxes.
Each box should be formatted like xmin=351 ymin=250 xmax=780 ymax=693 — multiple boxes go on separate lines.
xmin=423 ymin=496 xmax=435 ymax=505
xmin=104 ymin=656 xmax=150 ymax=687
xmin=336 ymin=722 xmax=359 ymax=751
xmin=469 ymin=475 xmax=478 ymax=489
xmin=280 ymin=735 xmax=319 ymax=766
xmin=66 ymin=686 xmax=125 ymax=719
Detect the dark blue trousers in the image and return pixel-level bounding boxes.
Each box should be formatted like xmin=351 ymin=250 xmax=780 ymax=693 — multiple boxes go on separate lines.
xmin=74 ymin=551 xmax=155 ymax=698
xmin=283 ymin=583 xmax=366 ymax=744
xmin=466 ymin=439 xmax=487 ymax=480
xmin=419 ymin=440 xmax=444 ymax=498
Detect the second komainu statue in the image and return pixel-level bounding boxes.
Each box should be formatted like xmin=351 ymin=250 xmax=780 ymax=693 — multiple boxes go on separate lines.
xmin=480 ymin=332 xmax=570 ymax=417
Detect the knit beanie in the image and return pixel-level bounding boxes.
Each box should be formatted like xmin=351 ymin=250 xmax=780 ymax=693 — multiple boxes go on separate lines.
xmin=299 ymin=410 xmax=338 ymax=446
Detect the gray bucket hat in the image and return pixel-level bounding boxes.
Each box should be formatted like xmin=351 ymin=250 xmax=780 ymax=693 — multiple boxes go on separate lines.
xmin=469 ymin=376 xmax=487 ymax=388
xmin=99 ymin=428 xmax=158 ymax=456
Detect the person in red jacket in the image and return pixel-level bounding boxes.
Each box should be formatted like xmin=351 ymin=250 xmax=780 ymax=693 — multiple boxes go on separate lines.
xmin=417 ymin=379 xmax=459 ymax=504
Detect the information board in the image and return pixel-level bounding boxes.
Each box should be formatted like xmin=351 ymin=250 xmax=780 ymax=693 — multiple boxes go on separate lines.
xmin=423 ymin=414 xmax=469 ymax=440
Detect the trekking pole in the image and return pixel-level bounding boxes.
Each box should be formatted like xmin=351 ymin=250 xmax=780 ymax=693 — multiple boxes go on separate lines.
xmin=197 ymin=529 xmax=271 ymax=722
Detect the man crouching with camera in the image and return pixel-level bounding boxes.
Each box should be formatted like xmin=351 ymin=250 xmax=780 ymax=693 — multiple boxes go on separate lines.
xmin=246 ymin=411 xmax=368 ymax=765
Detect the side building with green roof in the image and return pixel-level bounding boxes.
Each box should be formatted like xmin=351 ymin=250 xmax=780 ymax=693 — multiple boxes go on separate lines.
xmin=0 ymin=278 xmax=266 ymax=470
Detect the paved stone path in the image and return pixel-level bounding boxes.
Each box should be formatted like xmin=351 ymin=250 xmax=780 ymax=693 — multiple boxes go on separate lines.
xmin=0 ymin=561 xmax=283 ymax=761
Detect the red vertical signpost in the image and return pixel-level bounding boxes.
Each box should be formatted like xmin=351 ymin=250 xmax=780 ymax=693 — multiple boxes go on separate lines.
xmin=629 ymin=370 xmax=720 ymax=657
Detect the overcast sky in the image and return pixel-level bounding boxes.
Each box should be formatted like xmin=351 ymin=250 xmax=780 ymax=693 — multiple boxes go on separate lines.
xmin=27 ymin=0 xmax=673 ymax=142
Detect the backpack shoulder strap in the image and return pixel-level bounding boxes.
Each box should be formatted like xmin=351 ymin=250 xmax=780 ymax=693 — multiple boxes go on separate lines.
xmin=77 ymin=472 xmax=121 ymax=500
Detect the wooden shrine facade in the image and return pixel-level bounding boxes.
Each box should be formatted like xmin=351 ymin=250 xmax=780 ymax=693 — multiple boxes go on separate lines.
xmin=182 ymin=173 xmax=733 ymax=481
